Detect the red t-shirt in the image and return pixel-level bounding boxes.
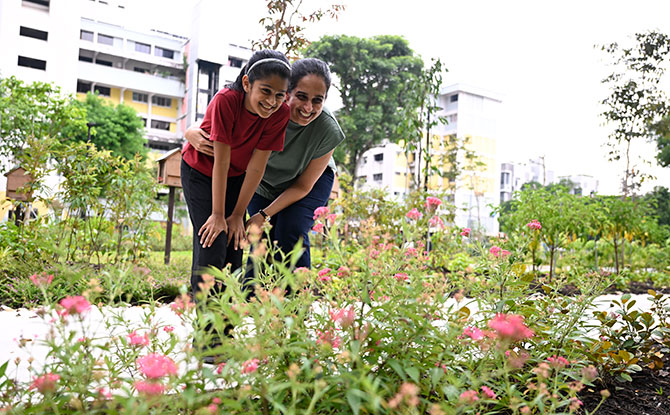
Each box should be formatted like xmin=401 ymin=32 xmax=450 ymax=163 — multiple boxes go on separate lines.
xmin=182 ymin=88 xmax=289 ymax=177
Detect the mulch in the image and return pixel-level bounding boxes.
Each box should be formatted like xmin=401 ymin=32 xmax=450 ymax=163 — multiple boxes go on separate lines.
xmin=579 ymin=354 xmax=670 ymax=415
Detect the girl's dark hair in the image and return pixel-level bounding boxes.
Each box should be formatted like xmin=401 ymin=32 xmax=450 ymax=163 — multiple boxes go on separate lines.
xmin=288 ymin=58 xmax=331 ymax=94
xmin=227 ymin=50 xmax=291 ymax=92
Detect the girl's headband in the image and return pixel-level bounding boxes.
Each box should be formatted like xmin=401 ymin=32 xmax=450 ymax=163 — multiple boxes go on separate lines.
xmin=245 ymin=58 xmax=291 ymax=75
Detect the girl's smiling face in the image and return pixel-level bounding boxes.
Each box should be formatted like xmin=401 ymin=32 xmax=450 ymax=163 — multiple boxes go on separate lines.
xmin=242 ymin=74 xmax=288 ymax=118
xmin=286 ymin=74 xmax=327 ymax=126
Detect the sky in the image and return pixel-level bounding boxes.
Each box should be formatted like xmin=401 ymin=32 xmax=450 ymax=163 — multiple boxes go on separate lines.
xmin=131 ymin=0 xmax=670 ymax=195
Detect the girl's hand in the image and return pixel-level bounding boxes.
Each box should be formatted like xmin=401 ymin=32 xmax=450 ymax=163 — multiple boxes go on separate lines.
xmin=199 ymin=213 xmax=227 ymax=248
xmin=185 ymin=128 xmax=214 ymax=156
xmin=226 ymin=213 xmax=246 ymax=250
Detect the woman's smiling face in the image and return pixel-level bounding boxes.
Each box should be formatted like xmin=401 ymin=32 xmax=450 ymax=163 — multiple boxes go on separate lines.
xmin=286 ymin=74 xmax=327 ymax=126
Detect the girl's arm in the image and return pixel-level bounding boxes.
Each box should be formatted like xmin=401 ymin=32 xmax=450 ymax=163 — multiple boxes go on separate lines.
xmin=227 ymin=148 xmax=272 ymax=249
xmin=199 ymin=140 xmax=231 ymax=248
xmin=246 ymin=150 xmax=334 ymax=230
xmin=184 ymin=126 xmax=214 ymax=156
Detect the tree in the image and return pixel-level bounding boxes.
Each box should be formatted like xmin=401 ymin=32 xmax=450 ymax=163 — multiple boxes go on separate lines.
xmin=600 ymin=31 xmax=670 ymax=196
xmin=62 ymin=93 xmax=147 ymax=160
xmin=0 ymin=76 xmax=86 ymax=173
xmin=642 ymin=186 xmax=670 ymax=229
xmin=307 ymin=35 xmax=424 ymax=174
xmin=253 ymin=0 xmax=345 ymax=58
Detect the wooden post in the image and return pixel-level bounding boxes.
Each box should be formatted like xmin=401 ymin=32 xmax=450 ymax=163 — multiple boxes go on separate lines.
xmin=164 ymin=186 xmax=176 ymax=265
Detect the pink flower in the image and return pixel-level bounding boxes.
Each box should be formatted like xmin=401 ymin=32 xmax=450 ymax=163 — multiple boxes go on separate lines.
xmin=425 ymin=196 xmax=442 ymax=209
xmin=489 ymin=246 xmax=502 ymax=257
xmin=30 ymin=373 xmax=60 ymax=394
xmin=163 ymin=325 xmax=175 ymax=333
xmin=393 ymin=272 xmax=409 ymax=282
xmin=527 ymin=219 xmax=542 ymax=230
xmin=128 ymin=331 xmax=150 ymax=347
xmin=326 ymin=213 xmax=337 ymax=224
xmin=29 ymin=273 xmax=53 ymax=287
xmin=293 ymin=267 xmax=311 ymax=275
xmin=241 ymin=358 xmax=260 ymax=374
xmin=216 ymin=362 xmax=226 ymax=375
xmin=316 ymin=329 xmax=341 ymax=348
xmin=206 ymin=404 xmax=218 ymax=414
xmin=405 ymin=247 xmax=419 ymax=257
xmin=329 ymin=307 xmax=356 ymax=328
xmin=501 ymin=249 xmax=511 ymax=258
xmin=136 ymin=353 xmax=178 ymax=379
xmin=317 ymin=268 xmax=331 ymax=282
xmin=428 ymin=216 xmax=444 ymax=228
xmin=480 ymin=386 xmax=497 ymax=400
xmin=337 ymin=266 xmax=350 ymax=277
xmin=406 ymin=208 xmax=422 ymax=220
xmin=459 ymin=389 xmax=479 ymax=404
xmin=170 ymin=293 xmax=195 ymax=316
xmin=487 ymin=314 xmax=534 ymax=342
xmin=134 ymin=380 xmax=165 ymax=395
xmin=312 ymin=223 xmax=325 ymax=232
xmin=460 ymin=228 xmax=471 ymax=237
xmin=59 ymin=296 xmax=91 ymax=316
xmin=313 ymin=206 xmax=330 ymax=220
xmin=98 ymin=387 xmax=112 ymax=399
xmin=213 ymin=397 xmax=222 ymax=404
xmin=568 ymin=397 xmax=583 ymax=411
xmin=461 ymin=326 xmax=484 ymax=341
xmin=547 ymin=355 xmax=570 ymax=369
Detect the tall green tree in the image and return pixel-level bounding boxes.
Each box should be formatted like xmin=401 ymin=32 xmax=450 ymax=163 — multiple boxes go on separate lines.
xmin=306 ymin=35 xmax=424 ymax=174
xmin=62 ymin=93 xmax=147 ymax=160
xmin=0 ymin=76 xmax=86 ymax=173
xmin=600 ymin=31 xmax=670 ymax=195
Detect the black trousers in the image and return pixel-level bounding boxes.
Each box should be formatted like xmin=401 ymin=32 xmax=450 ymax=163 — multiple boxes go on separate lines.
xmin=181 ymin=159 xmax=245 ymax=297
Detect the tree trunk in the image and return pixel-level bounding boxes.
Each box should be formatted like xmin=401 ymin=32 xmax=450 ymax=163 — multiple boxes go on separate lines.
xmin=549 ymin=246 xmax=556 ymax=281
xmin=613 ymin=236 xmax=620 ymax=274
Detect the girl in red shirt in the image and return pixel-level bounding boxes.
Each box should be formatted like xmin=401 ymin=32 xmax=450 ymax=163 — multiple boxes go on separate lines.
xmin=180 ymin=50 xmax=290 ymax=315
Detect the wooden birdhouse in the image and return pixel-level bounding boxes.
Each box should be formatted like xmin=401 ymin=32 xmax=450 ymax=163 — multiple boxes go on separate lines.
xmin=4 ymin=167 xmax=33 ymax=201
xmin=156 ymin=148 xmax=182 ymax=188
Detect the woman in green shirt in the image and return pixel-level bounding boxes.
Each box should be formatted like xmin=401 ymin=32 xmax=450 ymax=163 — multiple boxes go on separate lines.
xmin=186 ymin=58 xmax=345 ymax=275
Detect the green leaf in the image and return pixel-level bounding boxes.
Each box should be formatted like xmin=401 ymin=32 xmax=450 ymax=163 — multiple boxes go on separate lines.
xmin=619 ymin=372 xmax=633 ymax=382
xmin=406 ymin=366 xmax=420 ymax=383
xmin=388 ymin=360 xmax=405 ymax=379
xmin=346 ymin=389 xmax=362 ymax=415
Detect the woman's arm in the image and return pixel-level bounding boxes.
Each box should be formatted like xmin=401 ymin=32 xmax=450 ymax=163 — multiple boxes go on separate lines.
xmin=199 ymin=141 xmax=231 ymax=248
xmin=184 ymin=127 xmax=214 ymax=156
xmin=227 ymin=148 xmax=272 ymax=249
xmin=246 ymin=150 xmax=334 ymax=230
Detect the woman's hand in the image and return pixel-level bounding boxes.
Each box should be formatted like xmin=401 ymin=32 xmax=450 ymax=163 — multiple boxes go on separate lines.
xmin=185 ymin=128 xmax=214 ymax=156
xmin=245 ymin=212 xmax=266 ymax=232
xmin=199 ymin=213 xmax=227 ymax=248
xmin=226 ymin=213 xmax=246 ymax=250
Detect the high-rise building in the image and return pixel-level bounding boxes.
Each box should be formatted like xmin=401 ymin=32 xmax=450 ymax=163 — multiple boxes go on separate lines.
xmin=355 ymin=83 xmax=503 ymax=235
xmin=500 ymin=157 xmax=557 ymax=202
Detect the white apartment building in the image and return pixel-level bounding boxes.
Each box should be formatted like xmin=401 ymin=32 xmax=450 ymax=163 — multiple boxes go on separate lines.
xmin=559 ymin=174 xmax=599 ymax=196
xmin=355 ymin=83 xmax=503 ymax=235
xmin=500 ymin=157 xmax=557 ymax=202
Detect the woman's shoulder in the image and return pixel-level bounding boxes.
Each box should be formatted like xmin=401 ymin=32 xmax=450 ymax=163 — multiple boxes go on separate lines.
xmin=216 ymin=88 xmax=243 ymax=101
xmin=313 ymin=107 xmax=344 ymax=134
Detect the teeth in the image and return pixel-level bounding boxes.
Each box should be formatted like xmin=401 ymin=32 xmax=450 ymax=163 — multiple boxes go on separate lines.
xmin=299 ymin=110 xmax=312 ymax=117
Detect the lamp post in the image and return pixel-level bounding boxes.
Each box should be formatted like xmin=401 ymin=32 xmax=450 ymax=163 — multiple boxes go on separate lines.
xmin=86 ymin=122 xmax=97 ymax=142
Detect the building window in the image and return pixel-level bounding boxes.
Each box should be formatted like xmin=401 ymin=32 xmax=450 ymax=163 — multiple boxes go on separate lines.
xmin=150 ymin=120 xmax=171 ymax=130
xmin=373 ymin=173 xmax=383 ymax=181
xmin=155 ymin=46 xmax=174 ymax=59
xmin=228 ymin=57 xmax=244 ymax=68
xmin=76 ymin=80 xmax=91 ymax=94
xmin=132 ymin=92 xmax=148 ymax=103
xmin=98 ymin=33 xmax=114 ymax=46
xmin=357 ymin=176 xmax=367 ymax=183
xmin=135 ymin=41 xmax=151 ymax=54
xmin=450 ymin=94 xmax=458 ymax=103
xmin=141 ymin=118 xmax=147 ymax=127
xmin=134 ymin=67 xmax=148 ymax=73
xmin=374 ymin=153 xmax=384 ymax=162
xmin=94 ymin=85 xmax=111 ymax=97
xmin=95 ymin=59 xmax=112 ymax=67
xmin=151 ymin=96 xmax=172 ymax=107
xmin=19 ymin=26 xmax=48 ymax=41
xmin=362 ymin=156 xmax=367 ymax=164
xmin=78 ymin=55 xmax=93 ymax=63
xmin=80 ymin=30 xmax=93 ymax=41
xmin=17 ymin=56 xmax=46 ymax=70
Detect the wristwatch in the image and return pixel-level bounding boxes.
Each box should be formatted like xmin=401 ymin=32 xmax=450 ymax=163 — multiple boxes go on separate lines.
xmin=258 ymin=209 xmax=270 ymax=222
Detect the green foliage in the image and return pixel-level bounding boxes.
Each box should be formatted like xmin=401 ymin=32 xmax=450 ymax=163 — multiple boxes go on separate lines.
xmin=0 ymin=76 xmax=86 ymax=172
xmin=61 ymin=92 xmax=147 ymax=160
xmin=306 ymin=35 xmax=424 ymax=173
xmin=600 ymin=31 xmax=670 ymax=195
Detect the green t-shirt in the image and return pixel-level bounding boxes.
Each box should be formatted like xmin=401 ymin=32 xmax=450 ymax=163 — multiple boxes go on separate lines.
xmin=255 ymin=107 xmax=345 ymax=200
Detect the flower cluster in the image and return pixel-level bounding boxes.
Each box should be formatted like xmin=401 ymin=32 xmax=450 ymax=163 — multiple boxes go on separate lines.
xmin=489 ymin=245 xmax=510 ymax=258
xmin=29 ymin=373 xmax=60 ymax=394
xmin=487 ymin=314 xmax=534 ymax=342
xmin=329 ymin=307 xmax=355 ymax=329
xmin=58 ymin=296 xmax=91 ymax=316
xmin=29 ymin=272 xmax=54 ymax=287
xmin=527 ymin=219 xmax=542 ymax=230
xmin=134 ymin=353 xmax=177 ymax=396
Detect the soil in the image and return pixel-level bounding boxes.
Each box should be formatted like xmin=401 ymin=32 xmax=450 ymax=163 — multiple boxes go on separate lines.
xmin=579 ymin=354 xmax=670 ymax=415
